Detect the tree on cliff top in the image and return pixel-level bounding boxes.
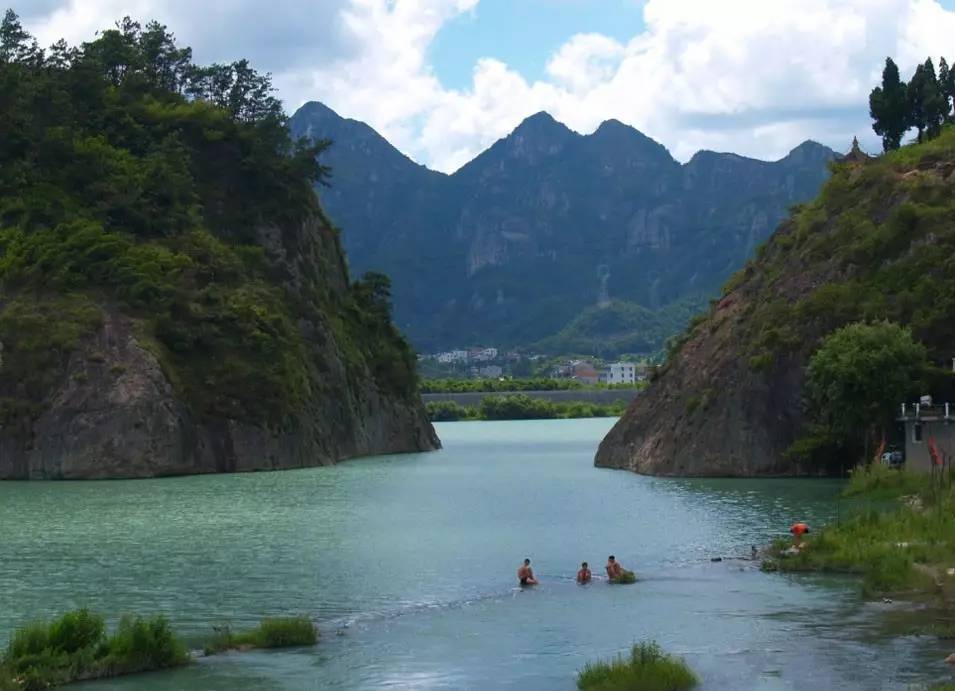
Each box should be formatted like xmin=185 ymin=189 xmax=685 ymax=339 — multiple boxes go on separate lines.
xmin=805 ymin=321 xmax=928 ymax=461
xmin=0 ymin=10 xmax=416 ymax=426
xmin=869 ymin=58 xmax=908 ymax=151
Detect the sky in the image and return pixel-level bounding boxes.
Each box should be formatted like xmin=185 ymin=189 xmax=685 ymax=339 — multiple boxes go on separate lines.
xmin=13 ymin=0 xmax=955 ymax=173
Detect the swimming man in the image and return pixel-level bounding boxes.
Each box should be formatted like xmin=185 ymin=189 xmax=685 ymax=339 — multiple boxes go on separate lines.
xmin=576 ymin=562 xmax=592 ymax=584
xmin=606 ymin=555 xmax=623 ymax=582
xmin=518 ymin=558 xmax=539 ymax=586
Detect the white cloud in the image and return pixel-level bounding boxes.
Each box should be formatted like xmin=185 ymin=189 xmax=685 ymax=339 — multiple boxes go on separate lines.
xmin=291 ymin=0 xmax=955 ymax=172
xmin=15 ymin=0 xmax=955 ymax=172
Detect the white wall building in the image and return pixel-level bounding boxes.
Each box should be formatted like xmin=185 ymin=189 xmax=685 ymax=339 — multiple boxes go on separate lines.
xmin=607 ymin=362 xmax=637 ymax=385
xmin=436 ymin=350 xmax=469 ymax=364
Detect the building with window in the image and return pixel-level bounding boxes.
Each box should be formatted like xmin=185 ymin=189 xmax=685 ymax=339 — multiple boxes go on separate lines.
xmin=607 ymin=362 xmax=637 ymax=385
xmin=898 ymin=400 xmax=955 ymax=472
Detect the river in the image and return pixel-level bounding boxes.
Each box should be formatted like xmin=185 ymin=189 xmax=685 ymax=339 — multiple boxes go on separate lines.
xmin=0 ymin=418 xmax=947 ymax=689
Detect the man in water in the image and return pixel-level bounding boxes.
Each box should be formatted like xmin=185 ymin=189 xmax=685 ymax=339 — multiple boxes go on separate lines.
xmin=606 ymin=555 xmax=623 ymax=582
xmin=576 ymin=562 xmax=592 ymax=584
xmin=517 ymin=558 xmax=539 ymax=586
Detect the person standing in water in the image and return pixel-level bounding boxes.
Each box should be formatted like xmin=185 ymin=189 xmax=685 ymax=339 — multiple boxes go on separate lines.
xmin=517 ymin=558 xmax=539 ymax=586
xmin=576 ymin=562 xmax=592 ymax=584
xmin=605 ymin=555 xmax=623 ymax=582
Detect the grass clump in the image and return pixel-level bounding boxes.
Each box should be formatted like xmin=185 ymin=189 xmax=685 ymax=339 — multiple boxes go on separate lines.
xmin=0 ymin=609 xmax=187 ymax=690
xmin=577 ymin=641 xmax=698 ymax=691
xmin=843 ymin=463 xmax=928 ymax=500
xmin=203 ymin=617 xmax=317 ymax=655
xmin=612 ymin=570 xmax=638 ymax=584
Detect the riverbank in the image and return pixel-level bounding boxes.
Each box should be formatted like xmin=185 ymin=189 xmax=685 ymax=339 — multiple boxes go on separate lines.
xmin=764 ymin=465 xmax=955 ymax=602
xmin=425 ymin=393 xmax=629 ymax=421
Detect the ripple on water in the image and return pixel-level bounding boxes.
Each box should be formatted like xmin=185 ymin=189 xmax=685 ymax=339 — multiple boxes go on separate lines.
xmin=2 ymin=418 xmax=947 ymax=690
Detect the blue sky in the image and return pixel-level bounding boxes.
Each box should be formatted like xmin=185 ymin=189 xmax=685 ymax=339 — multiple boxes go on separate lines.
xmin=430 ymin=0 xmax=646 ymax=89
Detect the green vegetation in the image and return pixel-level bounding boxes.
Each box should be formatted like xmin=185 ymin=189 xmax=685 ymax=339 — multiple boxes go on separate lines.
xmin=691 ymin=121 xmax=955 ymax=472
xmin=535 ymin=298 xmax=707 ymax=359
xmin=787 ymin=322 xmax=928 ymax=468
xmin=0 ymin=609 xmax=188 ymax=690
xmin=420 ymin=377 xmax=640 ymax=393
xmin=611 ymin=569 xmax=637 ymax=584
xmin=202 ymin=617 xmax=317 ymax=655
xmin=422 ymin=377 xmax=583 ymax=393
xmin=577 ymin=641 xmax=698 ymax=691
xmin=0 ymin=10 xmax=418 ymax=431
xmin=870 ymin=56 xmax=953 ymax=151
xmin=425 ymin=394 xmax=628 ymax=422
xmin=766 ymin=465 xmax=955 ymax=598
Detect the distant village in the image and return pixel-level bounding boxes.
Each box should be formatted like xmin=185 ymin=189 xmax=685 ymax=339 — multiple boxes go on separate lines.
xmin=419 ymin=347 xmax=649 ymax=385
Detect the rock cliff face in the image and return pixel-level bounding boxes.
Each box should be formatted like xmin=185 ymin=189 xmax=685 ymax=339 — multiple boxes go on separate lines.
xmin=0 ymin=18 xmax=438 ymax=480
xmin=595 ymin=132 xmax=955 ymax=476
xmin=0 ymin=214 xmax=438 ymax=480
xmin=289 ymin=103 xmax=837 ymax=353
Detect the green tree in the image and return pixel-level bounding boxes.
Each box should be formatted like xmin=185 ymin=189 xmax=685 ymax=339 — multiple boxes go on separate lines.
xmin=906 ymin=59 xmax=947 ymax=143
xmin=806 ymin=321 xmax=928 ymax=460
xmin=938 ymin=57 xmax=954 ymax=121
xmin=869 ymin=57 xmax=909 ymax=151
xmin=0 ymin=9 xmax=40 ymax=64
xmin=353 ymin=271 xmax=394 ymax=321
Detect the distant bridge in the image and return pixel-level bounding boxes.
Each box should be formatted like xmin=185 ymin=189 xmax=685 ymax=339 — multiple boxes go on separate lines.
xmin=421 ymin=389 xmax=640 ymax=408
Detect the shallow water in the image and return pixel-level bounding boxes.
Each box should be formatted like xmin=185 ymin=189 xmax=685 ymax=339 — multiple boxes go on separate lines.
xmin=0 ymin=418 xmax=949 ymax=689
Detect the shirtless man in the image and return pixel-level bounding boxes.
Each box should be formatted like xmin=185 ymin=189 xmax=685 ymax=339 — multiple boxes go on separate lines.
xmin=576 ymin=562 xmax=592 ymax=584
xmin=606 ymin=555 xmax=623 ymax=582
xmin=517 ymin=558 xmax=539 ymax=586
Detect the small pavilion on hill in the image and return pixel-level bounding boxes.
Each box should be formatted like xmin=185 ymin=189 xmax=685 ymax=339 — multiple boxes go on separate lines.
xmin=843 ymin=136 xmax=873 ymax=164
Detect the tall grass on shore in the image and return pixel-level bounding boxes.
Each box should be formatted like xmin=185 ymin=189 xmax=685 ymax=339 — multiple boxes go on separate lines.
xmin=0 ymin=610 xmax=188 ymax=691
xmin=577 ymin=641 xmax=698 ymax=691
xmin=766 ymin=464 xmax=955 ymax=597
xmin=203 ymin=617 xmax=318 ymax=655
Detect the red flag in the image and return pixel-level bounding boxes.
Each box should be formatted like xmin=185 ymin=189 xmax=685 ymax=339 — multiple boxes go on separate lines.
xmin=874 ymin=436 xmax=886 ymax=463
xmin=929 ymin=436 xmax=942 ymax=466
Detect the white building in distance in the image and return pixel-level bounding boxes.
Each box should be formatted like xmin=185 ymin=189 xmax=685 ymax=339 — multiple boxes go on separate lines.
xmin=607 ymin=362 xmax=637 ymax=385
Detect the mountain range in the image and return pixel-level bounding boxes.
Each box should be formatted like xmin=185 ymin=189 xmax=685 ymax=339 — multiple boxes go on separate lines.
xmin=289 ymin=102 xmax=839 ymax=355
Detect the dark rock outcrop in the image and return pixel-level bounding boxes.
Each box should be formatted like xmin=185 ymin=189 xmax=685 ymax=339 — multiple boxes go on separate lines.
xmin=0 ymin=213 xmax=439 ymax=480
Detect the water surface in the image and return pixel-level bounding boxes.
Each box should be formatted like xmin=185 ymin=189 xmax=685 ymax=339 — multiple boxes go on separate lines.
xmin=0 ymin=419 xmax=947 ymax=689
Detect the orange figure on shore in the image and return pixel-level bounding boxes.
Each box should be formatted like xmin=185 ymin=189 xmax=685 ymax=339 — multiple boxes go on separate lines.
xmin=790 ymin=522 xmax=810 ymax=546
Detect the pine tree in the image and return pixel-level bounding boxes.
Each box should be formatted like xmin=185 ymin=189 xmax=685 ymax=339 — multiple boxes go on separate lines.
xmin=869 ymin=57 xmax=908 ymax=151
xmin=906 ymin=58 xmax=947 ymax=142
xmin=921 ymin=58 xmax=947 ymax=139
xmin=0 ymin=9 xmax=41 ymax=65
xmin=939 ymin=57 xmax=955 ymax=122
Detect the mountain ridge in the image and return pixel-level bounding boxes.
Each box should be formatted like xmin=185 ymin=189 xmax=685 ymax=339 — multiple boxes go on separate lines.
xmin=291 ymin=101 xmax=839 ymax=353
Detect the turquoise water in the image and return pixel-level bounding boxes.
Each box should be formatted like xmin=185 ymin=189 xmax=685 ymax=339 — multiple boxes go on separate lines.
xmin=0 ymin=418 xmax=948 ymax=689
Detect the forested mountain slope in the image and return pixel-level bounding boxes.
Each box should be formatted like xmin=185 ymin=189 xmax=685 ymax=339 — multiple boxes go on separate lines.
xmin=0 ymin=14 xmax=437 ymax=479
xmin=596 ymin=130 xmax=955 ymax=475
